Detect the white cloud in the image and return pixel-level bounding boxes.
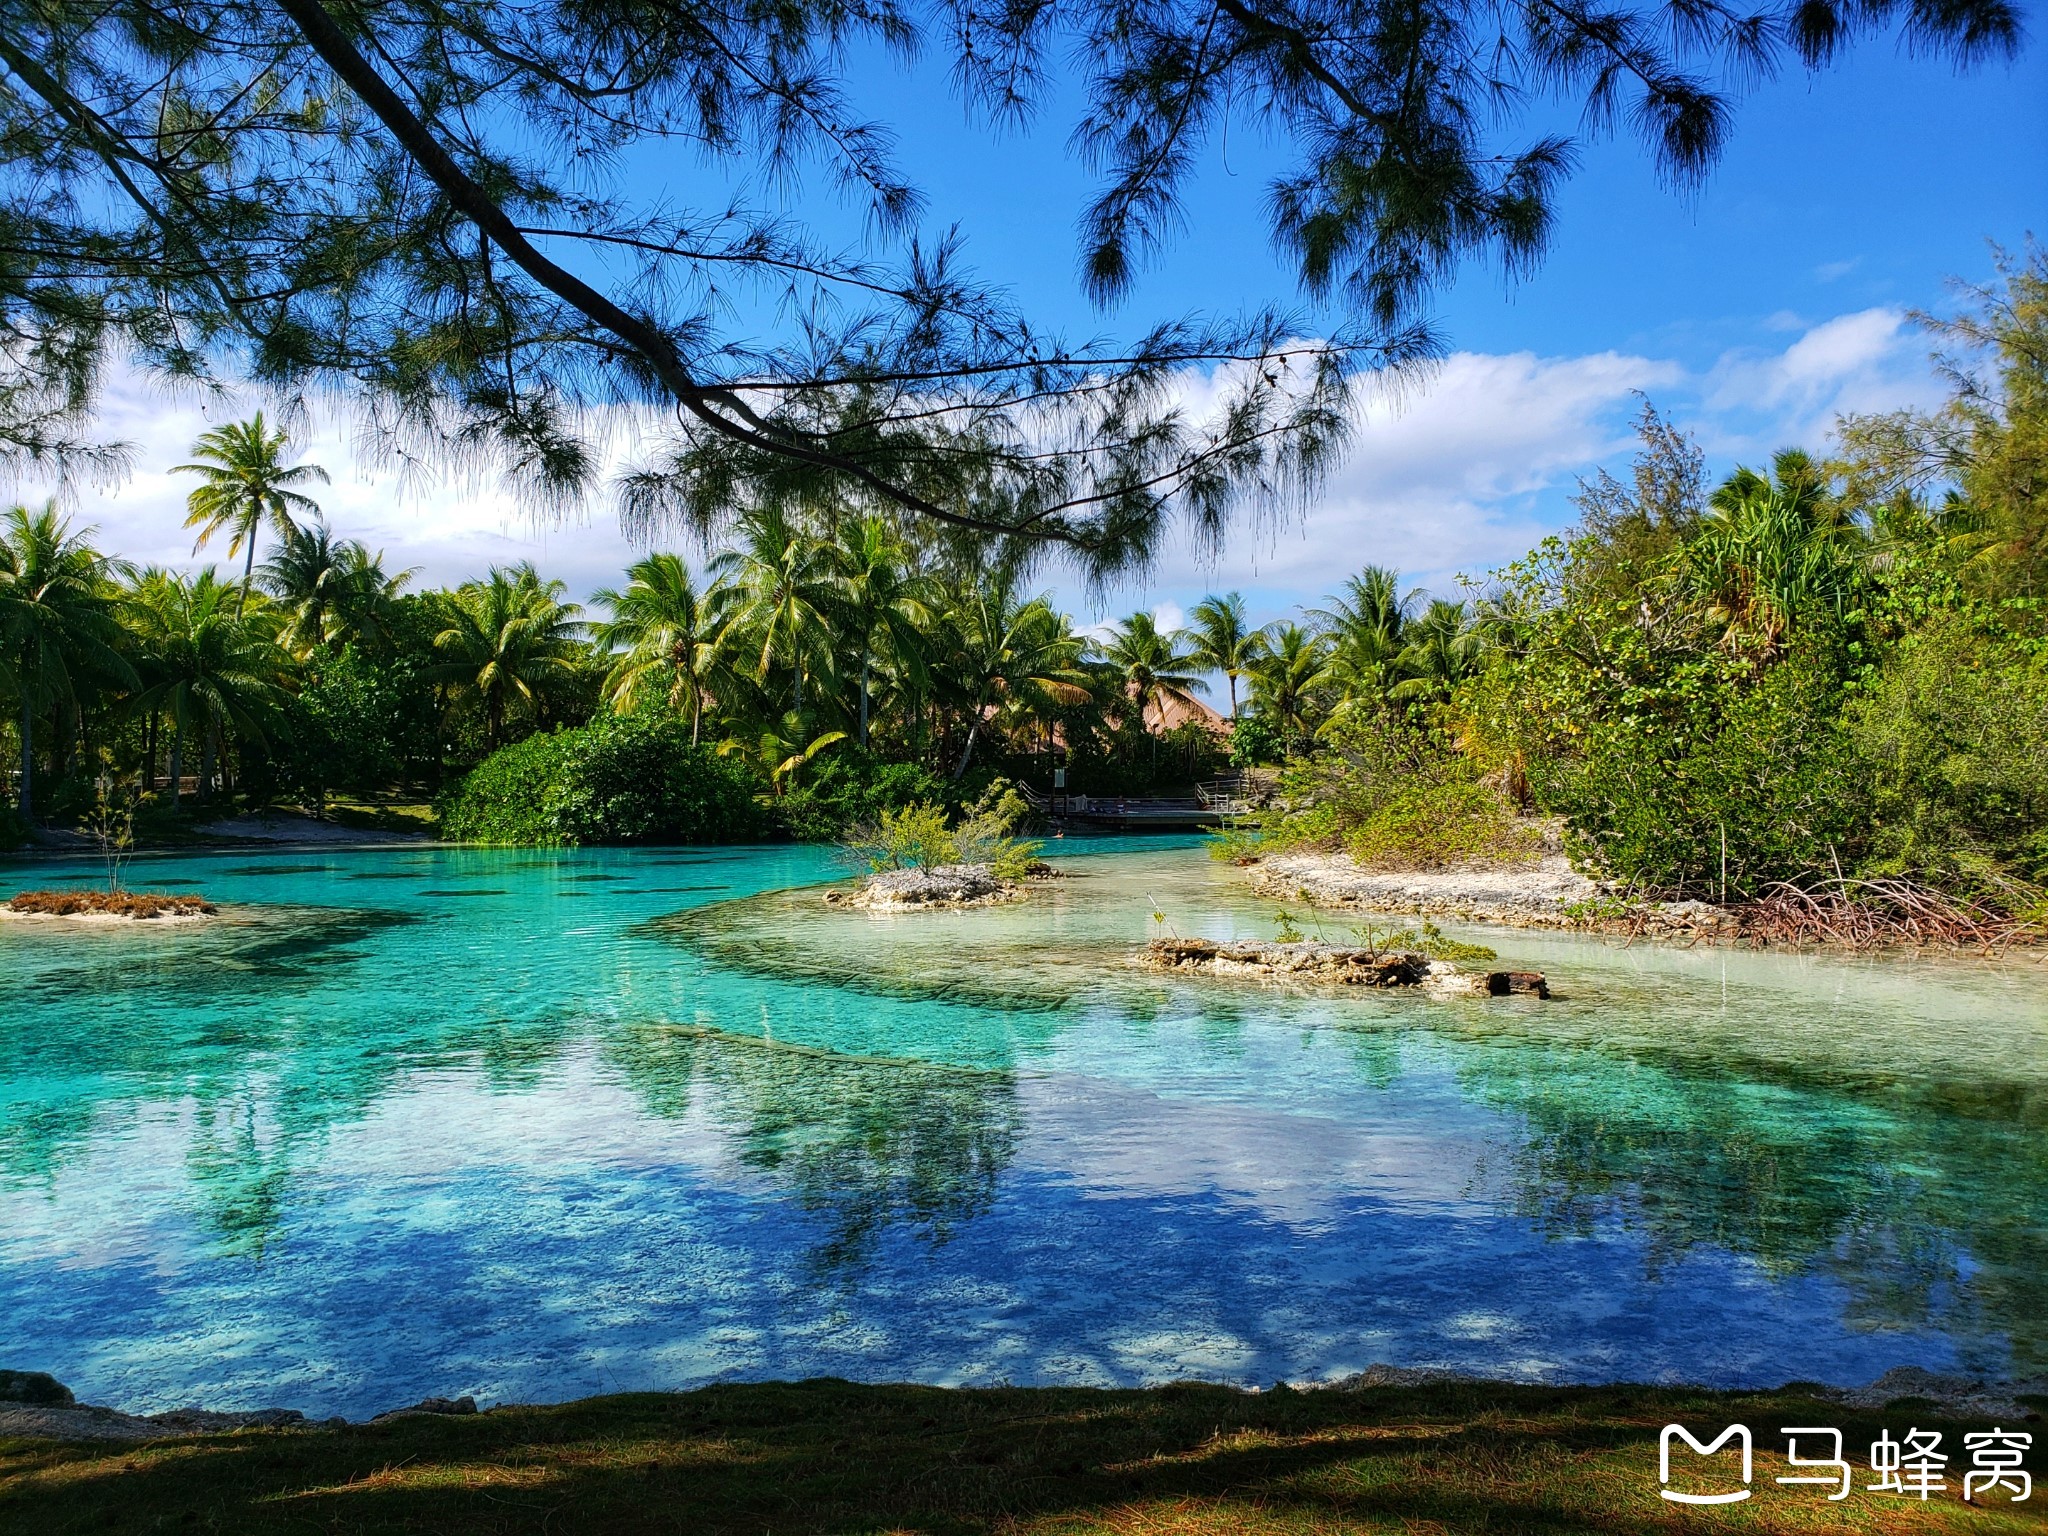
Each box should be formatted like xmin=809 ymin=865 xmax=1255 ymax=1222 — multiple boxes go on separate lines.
xmin=1698 ymin=307 xmax=1938 ymax=455
xmin=1125 ymin=347 xmax=1679 ymax=610
xmin=4 ymin=306 xmax=1943 ymax=626
xmin=16 ymin=376 xmax=649 ymax=603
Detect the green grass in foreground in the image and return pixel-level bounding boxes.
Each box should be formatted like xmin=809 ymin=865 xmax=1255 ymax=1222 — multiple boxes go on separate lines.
xmin=3 ymin=1381 xmax=2044 ymax=1535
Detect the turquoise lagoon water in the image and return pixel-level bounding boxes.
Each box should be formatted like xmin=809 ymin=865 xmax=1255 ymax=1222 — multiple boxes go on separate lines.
xmin=2 ymin=838 xmax=2044 ymax=1418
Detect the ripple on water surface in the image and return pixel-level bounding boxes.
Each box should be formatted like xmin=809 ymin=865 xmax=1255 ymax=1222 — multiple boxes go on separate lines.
xmin=1 ymin=839 xmax=2043 ymax=1417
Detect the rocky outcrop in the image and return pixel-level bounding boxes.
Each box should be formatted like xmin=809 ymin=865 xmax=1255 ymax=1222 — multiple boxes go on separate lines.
xmin=0 ymin=1372 xmax=479 ymax=1441
xmin=1243 ymin=853 xmax=1753 ymax=942
xmin=1140 ymin=939 xmax=1547 ymax=997
xmin=828 ymin=863 xmax=1023 ymax=909
xmin=1247 ymin=853 xmax=1598 ymax=928
xmin=0 ymin=1377 xmax=313 ymax=1441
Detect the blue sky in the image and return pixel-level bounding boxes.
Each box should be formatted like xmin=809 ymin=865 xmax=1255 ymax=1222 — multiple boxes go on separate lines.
xmin=34 ymin=27 xmax=2048 ymax=631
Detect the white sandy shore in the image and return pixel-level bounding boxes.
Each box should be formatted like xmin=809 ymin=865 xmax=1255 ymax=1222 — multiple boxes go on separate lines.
xmin=1246 ymin=851 xmax=1602 ymax=927
xmin=0 ymin=907 xmax=214 ymax=925
xmin=195 ymin=812 xmax=428 ymax=844
xmin=1243 ymin=850 xmax=1742 ymax=939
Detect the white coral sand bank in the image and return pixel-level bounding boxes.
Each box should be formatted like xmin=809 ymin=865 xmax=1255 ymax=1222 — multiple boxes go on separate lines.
xmin=1246 ymin=851 xmax=1601 ymax=927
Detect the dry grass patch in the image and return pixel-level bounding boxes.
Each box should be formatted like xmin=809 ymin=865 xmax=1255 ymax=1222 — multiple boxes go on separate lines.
xmin=1 ymin=1381 xmax=2042 ymax=1535
xmin=5 ymin=888 xmax=216 ymax=918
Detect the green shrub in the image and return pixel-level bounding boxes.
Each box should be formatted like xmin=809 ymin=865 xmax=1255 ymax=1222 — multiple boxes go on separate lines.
xmin=1845 ymin=610 xmax=2048 ymax=890
xmin=1265 ymin=714 xmax=1542 ymax=869
xmin=840 ymin=780 xmax=1043 ymax=876
xmin=773 ymin=751 xmax=949 ymax=841
xmin=439 ymin=713 xmax=766 ymax=845
xmin=1530 ymin=637 xmax=1867 ymax=897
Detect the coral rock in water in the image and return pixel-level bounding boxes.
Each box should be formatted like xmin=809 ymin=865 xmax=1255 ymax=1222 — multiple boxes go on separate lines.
xmin=842 ymin=864 xmax=1020 ymax=909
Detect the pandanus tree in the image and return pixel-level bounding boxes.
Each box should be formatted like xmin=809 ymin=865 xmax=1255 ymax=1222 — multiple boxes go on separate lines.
xmin=127 ymin=569 xmax=285 ymax=805
xmin=592 ymin=554 xmax=727 ymax=744
xmin=174 ymin=416 xmax=328 ymax=612
xmin=431 ymin=564 xmax=584 ymax=751
xmin=1687 ymin=450 xmax=1867 ymax=652
xmin=0 ymin=505 xmax=132 ymax=825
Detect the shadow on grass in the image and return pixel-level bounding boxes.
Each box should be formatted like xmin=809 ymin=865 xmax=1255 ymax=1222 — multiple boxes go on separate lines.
xmin=3 ymin=1381 xmax=2043 ymax=1535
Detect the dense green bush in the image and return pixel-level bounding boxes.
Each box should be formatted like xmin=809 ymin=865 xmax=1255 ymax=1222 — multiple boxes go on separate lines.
xmin=439 ymin=713 xmax=767 ymax=845
xmin=1264 ymin=713 xmax=1542 ymax=869
xmin=1528 ymin=638 xmax=1867 ymax=897
xmin=771 ymin=749 xmax=950 ymax=841
xmin=1847 ymin=609 xmax=2048 ymax=889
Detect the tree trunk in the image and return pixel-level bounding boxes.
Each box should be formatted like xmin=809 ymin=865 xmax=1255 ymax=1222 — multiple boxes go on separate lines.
xmin=951 ymin=692 xmax=988 ymax=780
xmin=16 ymin=684 xmax=33 ymax=827
xmin=240 ymin=527 xmax=257 ymax=616
xmin=200 ymin=724 xmax=217 ymax=801
xmin=1228 ymin=675 xmax=1239 ymax=719
xmin=858 ymin=651 xmax=871 ymax=749
xmin=169 ymin=718 xmax=184 ymax=810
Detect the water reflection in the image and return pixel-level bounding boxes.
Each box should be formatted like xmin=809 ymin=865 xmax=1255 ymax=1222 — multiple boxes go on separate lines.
xmin=4 ymin=841 xmax=2045 ymax=1406
xmin=605 ymin=1024 xmax=1020 ymax=1273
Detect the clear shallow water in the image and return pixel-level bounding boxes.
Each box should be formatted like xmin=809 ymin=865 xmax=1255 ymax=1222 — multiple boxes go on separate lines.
xmin=2 ymin=839 xmax=2044 ymax=1418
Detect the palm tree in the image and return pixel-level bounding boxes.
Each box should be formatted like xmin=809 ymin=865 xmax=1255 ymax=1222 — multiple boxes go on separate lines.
xmin=710 ymin=507 xmax=836 ymax=726
xmin=1246 ymin=622 xmax=1332 ymax=749
xmin=431 ymin=564 xmax=584 ymax=752
xmin=1185 ymin=592 xmax=1259 ymax=718
xmin=175 ymin=414 xmax=328 ymax=612
xmin=1389 ymin=599 xmax=1486 ymax=704
xmin=0 ymin=504 xmax=133 ymax=825
xmin=258 ymin=520 xmax=412 ymax=657
xmin=591 ymin=553 xmax=727 ymax=744
xmin=1095 ymin=611 xmax=1207 ymax=770
xmin=127 ymin=568 xmax=285 ymax=805
xmin=721 ymin=709 xmax=848 ymax=795
xmin=829 ymin=517 xmax=933 ymax=749
xmin=944 ymin=575 xmax=1092 ymax=779
xmin=1311 ymin=565 xmax=1419 ymax=709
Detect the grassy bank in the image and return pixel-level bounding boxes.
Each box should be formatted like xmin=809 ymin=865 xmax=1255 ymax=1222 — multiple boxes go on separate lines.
xmin=4 ymin=1380 xmax=2042 ymax=1534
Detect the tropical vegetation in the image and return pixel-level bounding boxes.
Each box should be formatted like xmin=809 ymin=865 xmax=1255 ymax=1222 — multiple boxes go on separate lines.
xmin=5 ymin=252 xmax=2044 ymax=896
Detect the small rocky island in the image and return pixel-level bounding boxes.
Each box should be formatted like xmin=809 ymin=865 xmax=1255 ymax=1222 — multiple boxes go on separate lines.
xmin=3 ymin=889 xmax=217 ymax=922
xmin=1142 ymin=937 xmax=1549 ymax=997
xmin=825 ymin=860 xmax=1061 ymax=910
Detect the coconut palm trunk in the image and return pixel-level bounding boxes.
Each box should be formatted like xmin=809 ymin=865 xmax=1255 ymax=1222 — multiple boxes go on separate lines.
xmin=15 ymin=679 xmax=33 ymax=827
xmin=859 ymin=650 xmax=872 ymax=748
xmin=168 ymin=717 xmax=184 ymax=810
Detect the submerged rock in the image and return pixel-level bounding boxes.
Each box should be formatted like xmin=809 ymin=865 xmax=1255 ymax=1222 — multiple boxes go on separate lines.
xmin=837 ymin=863 xmax=1023 ymax=909
xmin=1824 ymin=1366 xmax=2047 ymax=1421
